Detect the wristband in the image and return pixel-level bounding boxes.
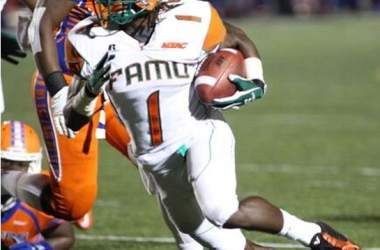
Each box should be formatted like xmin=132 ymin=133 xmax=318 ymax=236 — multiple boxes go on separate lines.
xmin=244 ymin=57 xmax=264 ymax=82
xmin=45 ymin=71 xmax=67 ymax=97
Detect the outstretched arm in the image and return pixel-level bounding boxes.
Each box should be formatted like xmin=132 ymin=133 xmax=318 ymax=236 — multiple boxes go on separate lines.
xmin=28 ymin=0 xmax=76 ymax=136
xmin=31 ymin=0 xmax=75 ymax=95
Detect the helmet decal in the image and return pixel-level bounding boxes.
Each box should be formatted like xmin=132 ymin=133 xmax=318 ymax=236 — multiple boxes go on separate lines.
xmin=10 ymin=121 xmax=26 ymax=151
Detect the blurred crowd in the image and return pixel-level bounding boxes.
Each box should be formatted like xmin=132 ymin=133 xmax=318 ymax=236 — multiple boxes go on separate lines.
xmin=1 ymin=0 xmax=380 ymax=30
xmin=211 ymin=0 xmax=380 ymax=17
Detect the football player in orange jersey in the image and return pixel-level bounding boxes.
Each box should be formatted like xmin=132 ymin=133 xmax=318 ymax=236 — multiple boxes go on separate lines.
xmin=64 ymin=1 xmax=362 ymax=250
xmin=15 ymin=0 xmax=133 ymax=224
xmin=1 ymin=120 xmax=74 ymax=250
xmin=1 ymin=195 xmax=74 ymax=250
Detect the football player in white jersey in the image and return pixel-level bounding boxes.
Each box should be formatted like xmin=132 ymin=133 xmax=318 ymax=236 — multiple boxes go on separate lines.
xmin=63 ymin=2 xmax=267 ymax=249
xmin=64 ymin=1 xmax=361 ymax=250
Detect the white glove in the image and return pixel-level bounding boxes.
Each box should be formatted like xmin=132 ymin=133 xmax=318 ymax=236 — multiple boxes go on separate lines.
xmin=50 ymin=86 xmax=76 ymax=138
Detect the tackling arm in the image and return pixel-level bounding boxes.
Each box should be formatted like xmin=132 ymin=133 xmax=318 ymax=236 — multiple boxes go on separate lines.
xmin=28 ymin=0 xmax=78 ymax=136
xmin=32 ymin=0 xmax=75 ymax=95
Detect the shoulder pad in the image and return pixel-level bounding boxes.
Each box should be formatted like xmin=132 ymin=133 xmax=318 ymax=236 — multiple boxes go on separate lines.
xmin=143 ymin=0 xmax=214 ymax=63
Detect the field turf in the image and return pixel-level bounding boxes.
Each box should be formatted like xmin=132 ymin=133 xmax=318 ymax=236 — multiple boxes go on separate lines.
xmin=1 ymin=14 xmax=379 ymax=249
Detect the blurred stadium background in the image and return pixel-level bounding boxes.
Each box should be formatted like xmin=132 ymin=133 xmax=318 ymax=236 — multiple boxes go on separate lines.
xmin=1 ymin=0 xmax=380 ymax=249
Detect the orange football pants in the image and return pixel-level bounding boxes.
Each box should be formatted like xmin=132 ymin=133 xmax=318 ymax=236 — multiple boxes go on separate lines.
xmin=32 ymin=71 xmax=131 ymax=220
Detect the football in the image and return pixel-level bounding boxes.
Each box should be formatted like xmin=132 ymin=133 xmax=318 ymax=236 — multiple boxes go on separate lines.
xmin=195 ymin=48 xmax=245 ymax=104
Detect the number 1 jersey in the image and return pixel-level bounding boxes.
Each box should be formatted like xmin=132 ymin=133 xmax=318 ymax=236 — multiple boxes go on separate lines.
xmin=68 ymin=0 xmax=226 ymax=166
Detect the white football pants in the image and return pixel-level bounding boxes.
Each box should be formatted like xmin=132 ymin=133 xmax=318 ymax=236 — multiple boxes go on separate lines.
xmin=143 ymin=119 xmax=244 ymax=250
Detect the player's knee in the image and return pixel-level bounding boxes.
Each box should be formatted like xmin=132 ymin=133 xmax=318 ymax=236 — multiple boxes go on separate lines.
xmin=69 ymin=190 xmax=96 ymax=220
xmin=54 ymin=199 xmax=94 ymax=221
xmin=201 ymin=204 xmax=230 ymax=227
xmin=223 ymin=196 xmax=270 ymax=229
xmin=50 ymin=183 xmax=97 ymax=220
xmin=199 ymin=199 xmax=240 ymax=228
xmin=190 ymin=220 xmax=247 ymax=250
xmin=223 ymin=209 xmax=249 ymax=229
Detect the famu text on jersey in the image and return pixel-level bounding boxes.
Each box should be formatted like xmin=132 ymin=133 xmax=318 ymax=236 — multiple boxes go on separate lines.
xmin=109 ymin=60 xmax=191 ymax=87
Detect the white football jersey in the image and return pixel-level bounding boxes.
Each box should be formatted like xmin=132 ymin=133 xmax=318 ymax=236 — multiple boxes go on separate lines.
xmin=107 ymin=51 xmax=199 ymax=166
xmin=68 ymin=0 xmax=226 ymax=166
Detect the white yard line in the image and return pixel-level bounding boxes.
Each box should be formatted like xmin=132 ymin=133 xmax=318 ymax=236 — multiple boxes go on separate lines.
xmin=240 ymin=163 xmax=380 ymax=178
xmin=77 ymin=234 xmax=174 ymax=243
xmin=76 ymin=234 xmax=379 ymax=250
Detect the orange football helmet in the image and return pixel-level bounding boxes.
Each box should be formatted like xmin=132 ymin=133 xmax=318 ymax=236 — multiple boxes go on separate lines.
xmin=1 ymin=121 xmax=42 ymax=173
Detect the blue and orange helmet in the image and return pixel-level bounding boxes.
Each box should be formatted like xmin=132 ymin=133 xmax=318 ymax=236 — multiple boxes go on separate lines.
xmin=1 ymin=121 xmax=42 ymax=173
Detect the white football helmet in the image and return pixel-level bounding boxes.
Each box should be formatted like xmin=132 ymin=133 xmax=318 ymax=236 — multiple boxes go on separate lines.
xmin=1 ymin=120 xmax=42 ymax=173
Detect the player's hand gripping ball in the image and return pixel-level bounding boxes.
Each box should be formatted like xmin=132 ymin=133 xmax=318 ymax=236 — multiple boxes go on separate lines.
xmin=196 ymin=48 xmax=266 ymax=110
xmin=195 ymin=48 xmax=245 ymax=104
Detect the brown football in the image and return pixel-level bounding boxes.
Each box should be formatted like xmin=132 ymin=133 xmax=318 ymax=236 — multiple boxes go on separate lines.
xmin=195 ymin=48 xmax=245 ymax=104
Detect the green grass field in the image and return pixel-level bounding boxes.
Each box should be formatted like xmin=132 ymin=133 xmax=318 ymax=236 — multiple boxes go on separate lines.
xmin=2 ymin=14 xmax=380 ymax=249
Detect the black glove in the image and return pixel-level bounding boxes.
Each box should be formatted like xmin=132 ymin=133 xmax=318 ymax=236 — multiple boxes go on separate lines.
xmin=1 ymin=31 xmax=27 ymax=64
xmin=84 ymin=52 xmax=113 ymax=96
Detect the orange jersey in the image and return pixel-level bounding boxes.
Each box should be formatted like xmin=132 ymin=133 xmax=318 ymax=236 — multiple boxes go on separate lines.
xmin=1 ymin=200 xmax=63 ymax=247
xmin=32 ymin=0 xmax=131 ymax=222
xmin=33 ymin=72 xmax=131 ymax=220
